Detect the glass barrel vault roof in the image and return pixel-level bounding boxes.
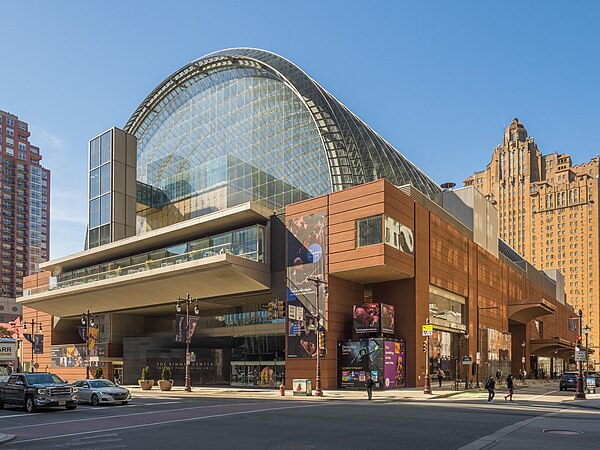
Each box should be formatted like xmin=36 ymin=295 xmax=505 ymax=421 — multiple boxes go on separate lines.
xmin=124 ymin=48 xmax=441 ymax=213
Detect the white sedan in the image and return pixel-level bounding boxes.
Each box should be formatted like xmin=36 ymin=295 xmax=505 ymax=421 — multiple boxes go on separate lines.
xmin=73 ymin=379 xmax=131 ymax=406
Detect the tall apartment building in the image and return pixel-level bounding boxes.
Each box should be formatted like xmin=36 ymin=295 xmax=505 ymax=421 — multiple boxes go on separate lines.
xmin=465 ymin=118 xmax=599 ymax=364
xmin=0 ymin=110 xmax=50 ymax=300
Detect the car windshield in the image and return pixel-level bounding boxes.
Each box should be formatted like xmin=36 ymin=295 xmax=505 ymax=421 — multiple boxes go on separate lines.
xmin=26 ymin=374 xmax=64 ymax=384
xmin=88 ymin=380 xmax=116 ymax=388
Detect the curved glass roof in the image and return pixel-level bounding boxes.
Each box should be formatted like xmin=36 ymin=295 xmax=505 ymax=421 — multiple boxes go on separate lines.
xmin=125 ymin=48 xmax=441 ymax=214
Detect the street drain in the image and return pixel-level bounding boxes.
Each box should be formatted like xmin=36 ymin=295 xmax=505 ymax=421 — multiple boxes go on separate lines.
xmin=542 ymin=430 xmax=583 ymax=436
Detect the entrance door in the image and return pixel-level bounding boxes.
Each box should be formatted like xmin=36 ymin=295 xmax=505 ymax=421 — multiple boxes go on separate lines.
xmin=114 ymin=366 xmax=123 ymax=384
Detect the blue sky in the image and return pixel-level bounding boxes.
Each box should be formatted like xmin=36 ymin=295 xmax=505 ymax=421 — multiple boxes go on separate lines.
xmin=1 ymin=0 xmax=599 ymax=259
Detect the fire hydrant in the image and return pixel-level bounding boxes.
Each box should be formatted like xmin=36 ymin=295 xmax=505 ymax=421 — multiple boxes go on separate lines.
xmin=279 ymin=384 xmax=286 ymax=396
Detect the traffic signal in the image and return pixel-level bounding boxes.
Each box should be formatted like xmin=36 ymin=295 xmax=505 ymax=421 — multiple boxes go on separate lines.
xmin=267 ymin=302 xmax=275 ymax=319
xmin=319 ymin=332 xmax=326 ymax=350
xmin=423 ymin=340 xmax=428 ymax=353
xmin=278 ymin=300 xmax=286 ymax=318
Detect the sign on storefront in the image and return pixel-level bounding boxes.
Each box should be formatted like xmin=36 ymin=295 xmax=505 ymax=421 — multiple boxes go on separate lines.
xmin=0 ymin=341 xmax=16 ymax=360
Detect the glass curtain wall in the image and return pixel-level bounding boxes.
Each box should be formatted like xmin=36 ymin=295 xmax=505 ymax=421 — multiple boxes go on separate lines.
xmin=88 ymin=131 xmax=112 ymax=248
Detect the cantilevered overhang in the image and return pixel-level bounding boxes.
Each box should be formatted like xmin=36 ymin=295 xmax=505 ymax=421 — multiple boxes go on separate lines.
xmin=508 ymin=299 xmax=556 ymax=324
xmin=40 ymin=202 xmax=273 ymax=274
xmin=19 ymin=254 xmax=270 ymax=318
xmin=529 ymin=338 xmax=575 ymax=356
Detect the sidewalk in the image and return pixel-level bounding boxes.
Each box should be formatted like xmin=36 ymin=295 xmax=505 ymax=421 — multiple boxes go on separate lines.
xmin=123 ymin=382 xmax=470 ymax=402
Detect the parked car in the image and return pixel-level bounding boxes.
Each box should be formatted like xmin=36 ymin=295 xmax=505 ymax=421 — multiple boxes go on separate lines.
xmin=73 ymin=379 xmax=131 ymax=406
xmin=559 ymin=372 xmax=600 ymax=391
xmin=559 ymin=372 xmax=578 ymax=391
xmin=0 ymin=372 xmax=78 ymax=413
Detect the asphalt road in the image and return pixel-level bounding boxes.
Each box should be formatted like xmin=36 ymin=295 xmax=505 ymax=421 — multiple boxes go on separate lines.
xmin=0 ymin=384 xmax=598 ymax=449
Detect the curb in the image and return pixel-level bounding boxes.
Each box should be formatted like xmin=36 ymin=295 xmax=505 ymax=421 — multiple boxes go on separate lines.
xmin=0 ymin=434 xmax=16 ymax=446
xmin=562 ymin=400 xmax=600 ymax=410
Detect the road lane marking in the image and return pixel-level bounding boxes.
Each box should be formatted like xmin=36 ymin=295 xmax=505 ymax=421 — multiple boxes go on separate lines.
xmin=13 ymin=403 xmax=323 ymax=444
xmin=525 ymin=389 xmax=559 ymax=400
xmin=0 ymin=413 xmax=41 ymax=418
xmin=0 ymin=401 xmax=281 ymax=431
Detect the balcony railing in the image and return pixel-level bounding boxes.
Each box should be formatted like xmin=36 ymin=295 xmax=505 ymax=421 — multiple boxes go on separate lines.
xmin=24 ymin=240 xmax=261 ymax=296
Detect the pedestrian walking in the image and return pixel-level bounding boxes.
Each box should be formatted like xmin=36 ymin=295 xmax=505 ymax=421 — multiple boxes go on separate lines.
xmin=504 ymin=374 xmax=514 ymax=402
xmin=523 ymin=369 xmax=527 ymax=383
xmin=518 ymin=368 xmax=523 ymax=382
xmin=544 ymin=372 xmax=550 ymax=383
xmin=496 ymin=369 xmax=502 ymax=385
xmin=366 ymin=374 xmax=375 ymax=400
xmin=437 ymin=368 xmax=445 ymax=388
xmin=484 ymin=376 xmax=496 ymax=403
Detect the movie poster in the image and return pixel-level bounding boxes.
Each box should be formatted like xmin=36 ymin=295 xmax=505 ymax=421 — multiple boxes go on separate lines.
xmin=353 ymin=303 xmax=380 ymax=334
xmin=286 ymin=212 xmax=326 ymax=358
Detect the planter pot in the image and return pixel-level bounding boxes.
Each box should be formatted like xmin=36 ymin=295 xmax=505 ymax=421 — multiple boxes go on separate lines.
xmin=138 ymin=379 xmax=155 ymax=390
xmin=159 ymin=380 xmax=173 ymax=391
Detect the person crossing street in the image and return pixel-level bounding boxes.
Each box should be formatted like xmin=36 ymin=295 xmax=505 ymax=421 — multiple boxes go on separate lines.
xmin=504 ymin=373 xmax=514 ymax=402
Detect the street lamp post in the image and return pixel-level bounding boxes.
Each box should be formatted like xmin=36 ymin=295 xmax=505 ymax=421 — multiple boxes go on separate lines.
xmin=306 ymin=276 xmax=326 ymax=397
xmin=476 ymin=306 xmax=498 ymax=388
xmin=583 ymin=325 xmax=591 ymax=377
xmin=575 ymin=309 xmax=586 ymax=400
xmin=521 ymin=341 xmax=526 ymax=382
xmin=22 ymin=319 xmax=43 ymax=373
xmin=464 ymin=334 xmax=470 ymax=390
xmin=81 ymin=310 xmax=96 ymax=379
xmin=176 ymin=293 xmax=199 ymax=393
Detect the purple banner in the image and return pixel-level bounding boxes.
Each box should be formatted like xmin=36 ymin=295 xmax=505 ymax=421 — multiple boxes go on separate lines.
xmin=383 ymin=340 xmax=406 ymax=388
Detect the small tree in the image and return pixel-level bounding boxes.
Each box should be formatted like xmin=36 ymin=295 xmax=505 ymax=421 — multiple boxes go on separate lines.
xmin=161 ymin=366 xmax=172 ymax=381
xmin=0 ymin=326 xmax=12 ymax=338
xmin=94 ymin=367 xmax=103 ymax=379
xmin=141 ymin=366 xmax=151 ymax=381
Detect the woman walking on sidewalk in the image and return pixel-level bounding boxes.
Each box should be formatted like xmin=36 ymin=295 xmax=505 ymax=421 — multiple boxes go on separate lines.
xmin=504 ymin=374 xmax=514 ymax=402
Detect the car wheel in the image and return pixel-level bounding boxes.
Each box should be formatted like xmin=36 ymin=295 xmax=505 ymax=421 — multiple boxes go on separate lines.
xmin=25 ymin=396 xmax=36 ymax=413
xmin=91 ymin=394 xmax=100 ymax=406
xmin=121 ymin=401 xmax=129 ymax=405
xmin=66 ymin=405 xmax=77 ymax=410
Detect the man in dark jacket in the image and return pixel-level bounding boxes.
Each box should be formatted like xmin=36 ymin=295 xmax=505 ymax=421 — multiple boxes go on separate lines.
xmin=366 ymin=374 xmax=375 ymax=400
xmin=504 ymin=374 xmax=514 ymax=401
xmin=485 ymin=376 xmax=496 ymax=403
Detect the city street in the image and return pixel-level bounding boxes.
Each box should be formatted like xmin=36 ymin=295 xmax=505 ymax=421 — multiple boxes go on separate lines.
xmin=0 ymin=383 xmax=599 ymax=449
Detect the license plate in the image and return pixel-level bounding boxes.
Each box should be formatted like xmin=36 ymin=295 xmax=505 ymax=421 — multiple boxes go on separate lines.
xmin=58 ymin=401 xmax=66 ymax=406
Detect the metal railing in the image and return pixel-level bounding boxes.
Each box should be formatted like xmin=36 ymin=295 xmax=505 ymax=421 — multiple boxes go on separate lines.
xmin=24 ymin=241 xmax=261 ymax=296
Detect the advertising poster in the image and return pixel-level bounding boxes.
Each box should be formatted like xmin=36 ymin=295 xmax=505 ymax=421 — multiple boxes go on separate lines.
xmin=286 ymin=212 xmax=326 ymax=315
xmin=383 ymin=340 xmax=406 ymax=388
xmin=339 ymin=339 xmax=383 ymax=388
xmin=353 ymin=303 xmax=380 ymax=334
xmin=381 ymin=303 xmax=395 ymax=334
xmin=51 ymin=344 xmax=106 ymax=368
xmin=286 ymin=289 xmax=319 ymax=358
xmin=286 ymin=212 xmax=326 ymax=359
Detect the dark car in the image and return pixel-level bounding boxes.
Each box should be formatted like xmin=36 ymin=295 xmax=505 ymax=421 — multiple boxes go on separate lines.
xmin=560 ymin=372 xmax=600 ymax=391
xmin=0 ymin=372 xmax=78 ymax=413
xmin=559 ymin=372 xmax=578 ymax=391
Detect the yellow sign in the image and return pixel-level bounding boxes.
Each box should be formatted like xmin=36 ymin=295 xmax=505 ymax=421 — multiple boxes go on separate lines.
xmin=422 ymin=324 xmax=433 ymax=336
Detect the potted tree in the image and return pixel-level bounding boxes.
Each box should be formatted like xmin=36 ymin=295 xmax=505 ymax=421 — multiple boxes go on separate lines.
xmin=138 ymin=366 xmax=154 ymax=390
xmin=94 ymin=367 xmax=104 ymax=379
xmin=159 ymin=366 xmax=173 ymax=391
